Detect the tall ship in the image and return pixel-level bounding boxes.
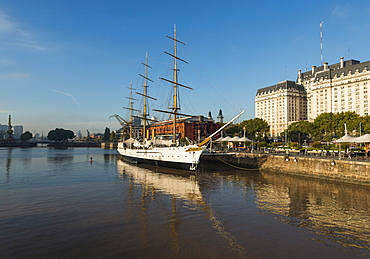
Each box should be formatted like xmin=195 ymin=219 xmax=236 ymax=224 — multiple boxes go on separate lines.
xmin=117 ymin=26 xmax=243 ymax=170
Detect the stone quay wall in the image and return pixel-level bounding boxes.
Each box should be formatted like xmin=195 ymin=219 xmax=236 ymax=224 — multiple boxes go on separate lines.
xmin=231 ymin=153 xmax=370 ymax=186
xmin=100 ymin=142 xmax=118 ymax=149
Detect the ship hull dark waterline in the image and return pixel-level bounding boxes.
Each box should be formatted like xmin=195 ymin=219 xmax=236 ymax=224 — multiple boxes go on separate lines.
xmin=119 ymin=154 xmax=196 ymax=171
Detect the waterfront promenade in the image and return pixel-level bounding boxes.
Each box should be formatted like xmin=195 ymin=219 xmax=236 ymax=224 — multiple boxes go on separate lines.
xmin=202 ymin=148 xmax=370 ymax=186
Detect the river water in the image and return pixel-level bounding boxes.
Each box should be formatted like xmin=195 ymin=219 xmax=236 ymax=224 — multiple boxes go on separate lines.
xmin=0 ymin=147 xmax=369 ymax=258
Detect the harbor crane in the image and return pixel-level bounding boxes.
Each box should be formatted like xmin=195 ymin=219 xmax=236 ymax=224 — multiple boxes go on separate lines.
xmin=109 ymin=114 xmax=129 ymax=128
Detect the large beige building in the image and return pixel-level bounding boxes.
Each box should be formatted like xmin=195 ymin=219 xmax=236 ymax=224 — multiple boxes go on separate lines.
xmin=298 ymin=57 xmax=370 ymax=120
xmin=255 ymin=80 xmax=307 ymax=137
xmin=255 ymin=57 xmax=370 ymax=137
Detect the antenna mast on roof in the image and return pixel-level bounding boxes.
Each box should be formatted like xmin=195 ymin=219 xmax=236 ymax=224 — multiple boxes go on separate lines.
xmin=348 ymin=48 xmax=351 ymax=60
xmin=320 ymin=22 xmax=323 ymax=65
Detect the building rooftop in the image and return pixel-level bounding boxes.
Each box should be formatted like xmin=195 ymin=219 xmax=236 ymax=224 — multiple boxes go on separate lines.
xmin=299 ymin=58 xmax=370 ymax=82
xmin=256 ymin=80 xmax=305 ymax=96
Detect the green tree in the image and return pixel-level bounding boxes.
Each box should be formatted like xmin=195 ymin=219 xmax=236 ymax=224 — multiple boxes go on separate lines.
xmin=239 ymin=118 xmax=269 ymax=141
xmin=47 ymin=128 xmax=75 ymax=141
xmin=312 ymin=112 xmax=336 ymax=141
xmin=103 ymin=127 xmax=111 ymax=141
xmin=334 ymin=111 xmax=360 ymax=137
xmin=20 ymin=131 xmax=33 ymax=142
xmin=282 ymin=130 xmax=306 ymax=143
xmin=281 ymin=120 xmax=314 ymax=143
xmin=311 ymin=141 xmax=322 ymax=149
xmin=109 ymin=131 xmax=116 ymax=142
xmin=223 ymin=124 xmax=240 ymax=136
xmin=310 ymin=111 xmax=361 ymax=141
xmin=360 ymin=115 xmax=370 ymax=135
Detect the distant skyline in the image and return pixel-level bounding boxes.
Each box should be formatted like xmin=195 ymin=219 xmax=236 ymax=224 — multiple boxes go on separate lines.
xmin=1 ymin=1 xmax=370 ymax=134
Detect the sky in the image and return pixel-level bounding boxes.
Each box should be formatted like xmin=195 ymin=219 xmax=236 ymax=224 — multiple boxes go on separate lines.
xmin=1 ymin=0 xmax=370 ymax=136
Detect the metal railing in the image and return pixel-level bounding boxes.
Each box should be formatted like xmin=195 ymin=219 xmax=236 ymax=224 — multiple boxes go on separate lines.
xmin=221 ymin=147 xmax=370 ymax=162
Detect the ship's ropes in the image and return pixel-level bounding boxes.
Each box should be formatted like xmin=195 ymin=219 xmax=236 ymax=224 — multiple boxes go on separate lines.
xmin=216 ymin=157 xmax=258 ymax=171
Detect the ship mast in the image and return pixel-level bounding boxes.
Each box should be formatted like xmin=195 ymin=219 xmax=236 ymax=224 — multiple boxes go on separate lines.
xmin=172 ymin=26 xmax=179 ymax=143
xmin=137 ymin=53 xmax=155 ymax=141
xmin=122 ymin=83 xmax=139 ymax=141
xmin=157 ymin=25 xmax=193 ymax=144
xmin=128 ymin=82 xmax=136 ymax=139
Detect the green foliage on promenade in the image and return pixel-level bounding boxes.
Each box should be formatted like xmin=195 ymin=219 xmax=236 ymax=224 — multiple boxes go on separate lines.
xmin=224 ymin=111 xmax=370 ymax=148
xmin=224 ymin=118 xmax=269 ymax=141
xmin=282 ymin=111 xmax=369 ymax=142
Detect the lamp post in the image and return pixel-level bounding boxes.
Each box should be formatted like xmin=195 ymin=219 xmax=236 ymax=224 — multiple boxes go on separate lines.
xmin=285 ymin=130 xmax=288 ymax=146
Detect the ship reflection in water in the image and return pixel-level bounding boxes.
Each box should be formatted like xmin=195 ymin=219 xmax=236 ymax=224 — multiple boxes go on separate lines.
xmin=1 ymin=148 xmax=369 ymax=258
xmin=116 ymin=159 xmax=247 ymax=257
xmin=117 ymin=159 xmax=202 ymax=203
xmin=116 ymin=159 xmax=370 ymax=257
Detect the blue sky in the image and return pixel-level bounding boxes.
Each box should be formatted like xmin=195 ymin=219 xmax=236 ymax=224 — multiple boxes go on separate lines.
xmin=1 ymin=1 xmax=370 ymax=136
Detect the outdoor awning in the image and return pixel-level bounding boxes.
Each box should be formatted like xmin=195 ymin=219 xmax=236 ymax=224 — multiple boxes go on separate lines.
xmin=230 ymin=136 xmax=241 ymax=142
xmin=334 ymin=134 xmax=370 ymax=143
xmin=215 ymin=136 xmax=252 ymax=142
xmin=221 ymin=136 xmax=232 ymax=142
xmin=239 ymin=137 xmax=252 ymax=142
xmin=352 ymin=134 xmax=370 ymax=143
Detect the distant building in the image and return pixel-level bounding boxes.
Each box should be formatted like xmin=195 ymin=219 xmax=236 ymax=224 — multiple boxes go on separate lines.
xmin=0 ymin=123 xmax=23 ymax=139
xmin=217 ymin=109 xmax=224 ymax=123
xmin=297 ymin=57 xmax=370 ymax=120
xmin=147 ymin=115 xmax=220 ymax=142
xmin=13 ymin=125 xmax=23 ymax=139
xmin=255 ymin=80 xmax=307 ymax=137
xmin=0 ymin=124 xmax=8 ymax=132
xmin=255 ymin=57 xmax=370 ymax=137
xmin=0 ymin=124 xmax=8 ymax=139
xmin=90 ymin=133 xmax=103 ymax=139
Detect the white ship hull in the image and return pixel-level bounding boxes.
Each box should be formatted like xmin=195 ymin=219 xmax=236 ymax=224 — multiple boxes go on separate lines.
xmin=117 ymin=142 xmax=204 ymax=170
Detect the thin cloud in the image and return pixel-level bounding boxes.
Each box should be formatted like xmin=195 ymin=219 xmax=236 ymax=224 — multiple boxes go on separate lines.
xmin=0 ymin=10 xmax=54 ymax=52
xmin=0 ymin=73 xmax=30 ymax=79
xmin=0 ymin=11 xmax=17 ymax=32
xmin=331 ymin=4 xmax=351 ymax=19
xmin=50 ymin=89 xmax=80 ymax=107
xmin=0 ymin=110 xmax=17 ymax=114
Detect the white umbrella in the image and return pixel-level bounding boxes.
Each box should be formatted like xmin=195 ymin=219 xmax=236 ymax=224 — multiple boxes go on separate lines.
xmin=354 ymin=134 xmax=370 ymax=143
xmin=239 ymin=136 xmax=252 ymax=142
xmin=230 ymin=136 xmax=241 ymax=142
xmin=221 ymin=136 xmax=232 ymax=142
xmin=334 ymin=135 xmax=356 ymax=143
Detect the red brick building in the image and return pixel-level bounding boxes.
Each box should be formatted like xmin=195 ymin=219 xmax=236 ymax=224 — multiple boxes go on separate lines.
xmin=147 ymin=115 xmax=220 ymax=142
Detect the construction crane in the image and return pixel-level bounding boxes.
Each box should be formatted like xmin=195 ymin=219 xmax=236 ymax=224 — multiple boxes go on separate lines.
xmin=109 ymin=114 xmax=129 ymax=128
